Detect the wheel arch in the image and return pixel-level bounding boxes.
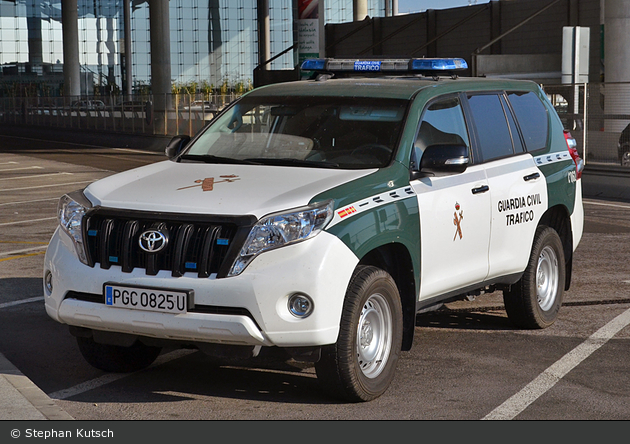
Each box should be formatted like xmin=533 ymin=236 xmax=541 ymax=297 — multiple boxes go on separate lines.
xmin=358 ymin=242 xmax=417 ymax=351
xmin=539 ymin=204 xmax=573 ymax=291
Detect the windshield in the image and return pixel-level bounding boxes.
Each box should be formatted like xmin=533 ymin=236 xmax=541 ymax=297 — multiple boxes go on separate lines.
xmin=182 ymin=95 xmax=408 ymax=169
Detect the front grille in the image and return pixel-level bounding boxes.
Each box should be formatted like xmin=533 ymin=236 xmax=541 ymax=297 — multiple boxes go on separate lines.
xmin=83 ymin=208 xmax=256 ymax=278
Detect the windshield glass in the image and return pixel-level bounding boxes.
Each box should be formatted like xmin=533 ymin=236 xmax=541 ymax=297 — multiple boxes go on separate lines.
xmin=183 ymin=95 xmax=408 ymax=169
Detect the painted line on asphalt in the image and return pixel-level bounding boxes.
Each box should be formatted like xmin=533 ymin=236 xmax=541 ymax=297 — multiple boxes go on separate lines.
xmin=0 ymin=245 xmax=48 ymax=257
xmin=0 ymin=296 xmax=44 ymax=310
xmin=0 ymin=134 xmax=160 ymax=153
xmin=113 ymin=148 xmax=163 ymax=156
xmin=0 ymin=241 xmax=48 ymax=245
xmin=483 ymin=306 xmax=630 ymax=420
xmin=2 ymin=180 xmax=94 ymax=192
xmin=583 ymin=200 xmax=630 ymax=210
xmin=0 ymin=251 xmax=47 ymax=263
xmin=0 ymin=217 xmax=56 ymax=227
xmin=0 ymin=197 xmax=59 ymax=207
xmin=0 ymin=166 xmax=44 ymax=173
xmin=48 ymin=349 xmax=198 ymax=400
xmin=0 ymin=172 xmax=73 ymax=182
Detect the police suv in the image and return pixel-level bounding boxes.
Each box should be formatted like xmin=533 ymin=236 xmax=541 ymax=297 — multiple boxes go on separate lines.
xmin=45 ymin=58 xmax=584 ymax=402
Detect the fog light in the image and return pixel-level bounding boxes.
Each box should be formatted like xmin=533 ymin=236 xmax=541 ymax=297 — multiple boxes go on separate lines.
xmin=44 ymin=270 xmax=53 ymax=295
xmin=288 ymin=293 xmax=313 ymax=318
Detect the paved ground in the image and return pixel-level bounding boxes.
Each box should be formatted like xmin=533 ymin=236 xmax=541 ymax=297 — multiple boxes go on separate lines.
xmin=0 ymin=127 xmax=629 ymax=424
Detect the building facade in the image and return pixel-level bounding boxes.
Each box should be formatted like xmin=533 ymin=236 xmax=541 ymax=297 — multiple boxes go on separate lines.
xmin=0 ymin=0 xmax=386 ymax=97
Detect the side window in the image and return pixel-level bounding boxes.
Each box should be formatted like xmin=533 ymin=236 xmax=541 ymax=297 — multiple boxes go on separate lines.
xmin=501 ymin=95 xmax=524 ymax=153
xmin=506 ymin=91 xmax=549 ymax=152
xmin=412 ymin=96 xmax=470 ymax=169
xmin=467 ymin=93 xmax=515 ymax=162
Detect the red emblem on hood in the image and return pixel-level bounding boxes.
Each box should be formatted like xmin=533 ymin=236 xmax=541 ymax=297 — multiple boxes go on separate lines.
xmin=178 ymin=175 xmax=240 ymax=192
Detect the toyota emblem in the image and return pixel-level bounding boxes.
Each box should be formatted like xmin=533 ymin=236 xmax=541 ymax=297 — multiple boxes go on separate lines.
xmin=138 ymin=230 xmax=168 ymax=253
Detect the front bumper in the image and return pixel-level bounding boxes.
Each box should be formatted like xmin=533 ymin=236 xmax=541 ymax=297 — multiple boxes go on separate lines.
xmin=44 ymin=227 xmax=359 ymax=347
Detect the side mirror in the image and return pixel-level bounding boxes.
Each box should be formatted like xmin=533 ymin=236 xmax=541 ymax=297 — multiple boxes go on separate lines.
xmin=165 ymin=135 xmax=191 ymax=159
xmin=411 ymin=144 xmax=469 ymax=180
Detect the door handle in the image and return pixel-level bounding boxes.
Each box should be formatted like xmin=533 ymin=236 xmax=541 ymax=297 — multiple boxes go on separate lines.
xmin=471 ymin=185 xmax=490 ymax=194
xmin=524 ymin=172 xmax=540 ymax=181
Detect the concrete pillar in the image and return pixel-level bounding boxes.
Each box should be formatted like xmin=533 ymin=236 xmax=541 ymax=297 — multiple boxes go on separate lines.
xmin=604 ymin=0 xmax=630 ymax=132
xmin=26 ymin=17 xmax=43 ymax=67
xmin=257 ymin=0 xmax=271 ymax=70
xmin=353 ymin=0 xmax=368 ymax=21
xmin=61 ymin=0 xmax=81 ymax=98
xmin=149 ymin=0 xmax=172 ymax=112
xmin=604 ymin=0 xmax=630 ymax=83
xmin=123 ymin=0 xmax=133 ymax=99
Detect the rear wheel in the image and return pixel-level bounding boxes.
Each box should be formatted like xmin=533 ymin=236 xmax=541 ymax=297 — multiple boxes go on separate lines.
xmin=315 ymin=266 xmax=403 ymax=402
xmin=503 ymin=226 xmax=566 ymax=329
xmin=76 ymin=336 xmax=162 ymax=373
xmin=621 ymin=144 xmax=630 ymax=167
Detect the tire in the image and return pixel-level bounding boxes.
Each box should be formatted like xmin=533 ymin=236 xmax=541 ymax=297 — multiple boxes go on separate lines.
xmin=503 ymin=226 xmax=566 ymax=329
xmin=315 ymin=266 xmax=403 ymax=402
xmin=76 ymin=336 xmax=162 ymax=373
xmin=621 ymin=144 xmax=630 ymax=167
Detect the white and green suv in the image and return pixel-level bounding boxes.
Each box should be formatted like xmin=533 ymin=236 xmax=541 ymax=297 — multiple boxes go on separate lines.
xmin=44 ymin=58 xmax=584 ymax=402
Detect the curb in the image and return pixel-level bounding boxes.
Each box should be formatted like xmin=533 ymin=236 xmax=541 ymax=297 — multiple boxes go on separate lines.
xmin=0 ymin=353 xmax=74 ymax=421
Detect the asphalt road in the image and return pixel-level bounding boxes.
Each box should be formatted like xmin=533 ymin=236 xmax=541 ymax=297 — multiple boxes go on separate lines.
xmin=1 ymin=131 xmax=629 ymax=421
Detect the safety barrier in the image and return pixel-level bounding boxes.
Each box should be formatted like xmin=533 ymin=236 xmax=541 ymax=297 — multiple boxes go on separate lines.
xmin=2 ymin=83 xmax=630 ymax=167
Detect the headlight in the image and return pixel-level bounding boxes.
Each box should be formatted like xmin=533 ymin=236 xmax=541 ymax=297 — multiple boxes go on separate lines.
xmin=228 ymin=200 xmax=334 ymax=276
xmin=58 ymin=191 xmax=91 ymax=265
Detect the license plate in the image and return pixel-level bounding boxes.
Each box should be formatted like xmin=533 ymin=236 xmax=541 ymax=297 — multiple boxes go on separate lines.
xmin=104 ymin=284 xmax=191 ymax=314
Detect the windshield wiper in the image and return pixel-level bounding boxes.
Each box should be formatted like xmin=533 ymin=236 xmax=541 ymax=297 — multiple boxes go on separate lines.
xmin=243 ymin=158 xmax=340 ymax=168
xmin=180 ymin=154 xmax=261 ymax=165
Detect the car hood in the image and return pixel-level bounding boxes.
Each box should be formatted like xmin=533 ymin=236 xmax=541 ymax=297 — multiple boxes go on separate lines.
xmin=83 ymin=160 xmax=374 ymax=218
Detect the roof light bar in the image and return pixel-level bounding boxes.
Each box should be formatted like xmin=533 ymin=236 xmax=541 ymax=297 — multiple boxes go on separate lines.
xmin=300 ymin=57 xmax=468 ymax=75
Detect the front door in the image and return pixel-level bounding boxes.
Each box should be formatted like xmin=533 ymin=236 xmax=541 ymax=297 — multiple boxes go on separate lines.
xmin=410 ymin=95 xmax=491 ymax=300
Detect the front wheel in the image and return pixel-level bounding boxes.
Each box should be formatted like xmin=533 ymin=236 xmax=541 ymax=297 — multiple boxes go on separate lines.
xmin=315 ymin=266 xmax=403 ymax=402
xmin=503 ymin=226 xmax=566 ymax=329
xmin=621 ymin=144 xmax=630 ymax=167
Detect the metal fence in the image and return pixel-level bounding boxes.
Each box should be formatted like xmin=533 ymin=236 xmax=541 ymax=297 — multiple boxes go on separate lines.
xmin=1 ymin=83 xmax=629 ymax=167
xmin=541 ymin=82 xmax=630 ymax=168
xmin=0 ymin=93 xmax=240 ymax=138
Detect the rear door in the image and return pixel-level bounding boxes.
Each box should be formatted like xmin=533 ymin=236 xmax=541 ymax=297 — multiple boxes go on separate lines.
xmin=464 ymin=91 xmax=548 ymax=280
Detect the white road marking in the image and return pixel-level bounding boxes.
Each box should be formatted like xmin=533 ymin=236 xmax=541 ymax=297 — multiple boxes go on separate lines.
xmin=0 ymin=134 xmax=158 ymax=153
xmin=483 ymin=307 xmax=630 ymax=420
xmin=0 ymin=166 xmax=44 ymax=172
xmin=2 ymin=180 xmax=94 ymax=192
xmin=113 ymin=148 xmax=163 ymax=156
xmin=0 ymin=296 xmax=44 ymax=310
xmin=0 ymin=217 xmax=56 ymax=227
xmin=48 ymin=349 xmax=198 ymax=400
xmin=0 ymin=246 xmax=48 ymax=256
xmin=0 ymin=172 xmax=73 ymax=182
xmin=583 ymin=200 xmax=630 ymax=210
xmin=0 ymin=197 xmax=58 ymax=207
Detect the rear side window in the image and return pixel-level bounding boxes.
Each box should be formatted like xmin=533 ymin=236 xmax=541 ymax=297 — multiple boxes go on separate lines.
xmin=467 ymin=93 xmax=514 ymax=162
xmin=507 ymin=91 xmax=549 ymax=152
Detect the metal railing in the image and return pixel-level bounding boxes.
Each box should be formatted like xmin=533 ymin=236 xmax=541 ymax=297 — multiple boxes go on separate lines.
xmin=2 ymin=82 xmax=630 ymax=168
xmin=0 ymin=93 xmax=241 ymax=137
xmin=542 ymin=82 xmax=630 ymax=168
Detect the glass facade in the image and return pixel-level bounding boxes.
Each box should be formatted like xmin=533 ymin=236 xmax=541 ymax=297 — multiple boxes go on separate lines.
xmin=0 ymin=0 xmax=385 ymax=97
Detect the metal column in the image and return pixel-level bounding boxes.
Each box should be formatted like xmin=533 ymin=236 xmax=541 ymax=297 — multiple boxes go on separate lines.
xmin=149 ymin=0 xmax=172 ymax=112
xmin=61 ymin=0 xmax=81 ymax=98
